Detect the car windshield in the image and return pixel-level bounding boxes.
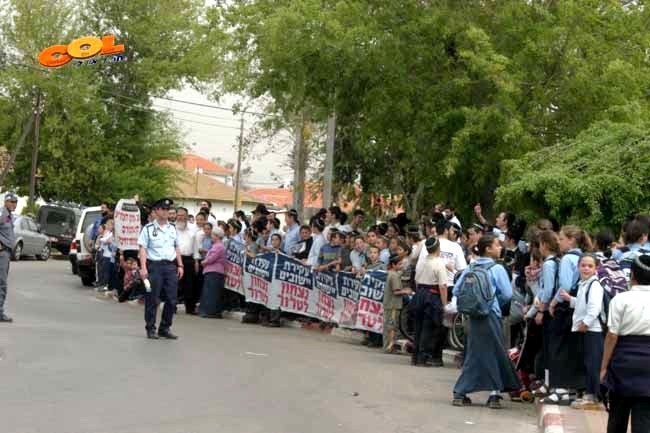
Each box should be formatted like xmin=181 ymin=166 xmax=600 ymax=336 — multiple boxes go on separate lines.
xmin=39 ymin=207 xmax=76 ymax=236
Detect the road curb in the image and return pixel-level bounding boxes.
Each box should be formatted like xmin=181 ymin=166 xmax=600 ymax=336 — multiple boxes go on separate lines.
xmin=538 ymin=403 xmax=565 ymax=433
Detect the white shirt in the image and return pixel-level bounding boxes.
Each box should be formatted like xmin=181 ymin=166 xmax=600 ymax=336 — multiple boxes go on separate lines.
xmin=176 ymin=224 xmax=197 ymax=257
xmin=569 ymin=276 xmax=603 ymax=332
xmin=439 ymin=238 xmax=467 ymax=286
xmin=415 ymin=255 xmax=448 ymax=286
xmin=608 ymin=285 xmax=650 ymax=336
xmin=193 ymin=230 xmax=206 ymax=259
xmin=307 ymin=233 xmax=326 ymax=267
xmin=100 ymin=231 xmax=114 ymax=258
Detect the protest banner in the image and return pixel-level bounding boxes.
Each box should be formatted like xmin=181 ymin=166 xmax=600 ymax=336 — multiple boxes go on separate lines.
xmin=336 ymin=272 xmax=361 ymax=328
xmin=113 ymin=199 xmax=141 ymax=251
xmin=355 ymin=270 xmax=387 ymax=333
xmin=225 ymin=240 xmax=245 ymax=295
xmin=272 ymin=253 xmax=314 ymax=317
xmin=243 ymin=252 xmax=278 ymax=308
xmin=313 ymin=270 xmax=338 ymax=322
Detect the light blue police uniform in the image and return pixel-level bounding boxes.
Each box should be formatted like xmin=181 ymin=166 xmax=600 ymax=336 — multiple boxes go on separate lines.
xmin=138 ymin=217 xmax=179 ymax=334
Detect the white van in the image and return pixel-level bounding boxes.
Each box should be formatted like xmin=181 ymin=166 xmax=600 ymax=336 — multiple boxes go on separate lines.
xmin=72 ymin=206 xmax=102 ymax=286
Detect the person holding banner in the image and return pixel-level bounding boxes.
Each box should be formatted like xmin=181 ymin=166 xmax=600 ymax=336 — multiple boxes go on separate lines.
xmin=138 ymin=198 xmax=184 ymax=340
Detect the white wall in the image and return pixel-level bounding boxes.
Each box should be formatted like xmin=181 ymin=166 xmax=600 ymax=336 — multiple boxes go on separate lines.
xmin=174 ymin=198 xmax=258 ymax=222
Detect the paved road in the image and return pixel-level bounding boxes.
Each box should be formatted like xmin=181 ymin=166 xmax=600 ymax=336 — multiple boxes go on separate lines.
xmin=0 ymin=260 xmax=537 ymax=433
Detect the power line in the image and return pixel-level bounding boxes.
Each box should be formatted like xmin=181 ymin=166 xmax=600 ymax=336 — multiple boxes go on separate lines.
xmin=109 ymin=100 xmax=242 ymax=130
xmin=151 ymin=104 xmax=241 ymax=123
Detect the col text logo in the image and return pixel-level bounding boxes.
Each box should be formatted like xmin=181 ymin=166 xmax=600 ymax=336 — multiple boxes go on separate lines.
xmin=38 ymin=35 xmax=125 ymax=68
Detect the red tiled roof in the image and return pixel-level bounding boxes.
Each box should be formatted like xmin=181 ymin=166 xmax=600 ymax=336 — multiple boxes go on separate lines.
xmin=246 ymin=187 xmax=323 ymax=209
xmin=172 ymin=171 xmax=262 ymax=204
xmin=166 ymin=154 xmax=234 ymax=176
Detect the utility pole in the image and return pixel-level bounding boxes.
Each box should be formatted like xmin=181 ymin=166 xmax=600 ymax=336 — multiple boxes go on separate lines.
xmin=28 ymin=89 xmax=42 ymax=211
xmin=233 ymin=115 xmax=244 ymax=211
xmin=323 ymin=113 xmax=336 ymax=208
xmin=292 ymin=115 xmax=305 ymax=219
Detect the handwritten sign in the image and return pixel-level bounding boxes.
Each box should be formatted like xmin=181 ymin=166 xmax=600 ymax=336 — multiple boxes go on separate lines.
xmin=114 ymin=199 xmax=141 ymax=251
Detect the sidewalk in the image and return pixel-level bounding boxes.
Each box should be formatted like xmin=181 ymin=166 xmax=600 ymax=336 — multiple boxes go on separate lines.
xmin=538 ymin=401 xmax=612 ymax=433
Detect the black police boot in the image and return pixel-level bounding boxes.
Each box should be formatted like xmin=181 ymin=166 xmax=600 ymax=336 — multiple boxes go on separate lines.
xmin=158 ymin=329 xmax=178 ymax=340
xmin=146 ymin=329 xmax=159 ymax=339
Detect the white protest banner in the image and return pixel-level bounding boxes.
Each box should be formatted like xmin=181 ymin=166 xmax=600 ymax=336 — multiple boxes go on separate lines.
xmin=114 ymin=199 xmax=141 ymax=251
xmin=313 ymin=270 xmax=338 ymax=322
xmin=355 ymin=270 xmax=386 ymax=333
xmin=336 ymin=271 xmax=360 ymax=328
xmin=272 ymin=253 xmax=314 ymax=317
xmin=225 ymin=240 xmax=245 ymax=295
xmin=243 ymin=252 xmax=278 ymax=308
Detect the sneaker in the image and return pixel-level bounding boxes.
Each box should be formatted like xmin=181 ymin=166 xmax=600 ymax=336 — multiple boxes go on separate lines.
xmin=0 ymin=314 xmax=13 ymax=323
xmin=452 ymin=396 xmax=472 ymax=407
xmin=571 ymin=396 xmax=602 ymax=410
xmin=487 ymin=395 xmax=503 ymax=409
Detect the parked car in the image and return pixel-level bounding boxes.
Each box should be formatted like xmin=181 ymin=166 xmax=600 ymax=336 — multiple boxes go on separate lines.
xmin=37 ymin=203 xmax=81 ymax=255
xmin=12 ymin=216 xmax=51 ymax=261
xmin=73 ymin=206 xmax=102 ymax=286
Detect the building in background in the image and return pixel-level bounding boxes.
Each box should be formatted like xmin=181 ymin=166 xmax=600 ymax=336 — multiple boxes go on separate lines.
xmin=172 ymin=170 xmax=266 ymax=221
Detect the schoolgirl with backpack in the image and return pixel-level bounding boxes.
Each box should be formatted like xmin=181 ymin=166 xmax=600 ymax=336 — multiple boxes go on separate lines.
xmin=544 ymin=225 xmax=592 ymax=405
xmin=451 ymin=234 xmax=521 ymax=409
xmin=557 ymin=253 xmax=605 ymax=410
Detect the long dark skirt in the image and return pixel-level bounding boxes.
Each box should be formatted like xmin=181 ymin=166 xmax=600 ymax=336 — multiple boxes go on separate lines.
xmin=453 ymin=313 xmax=521 ymax=398
xmin=199 ymin=272 xmax=225 ymax=316
xmin=604 ymin=335 xmax=650 ymax=397
xmin=412 ymin=285 xmax=445 ymax=363
xmin=547 ymin=305 xmax=586 ymax=389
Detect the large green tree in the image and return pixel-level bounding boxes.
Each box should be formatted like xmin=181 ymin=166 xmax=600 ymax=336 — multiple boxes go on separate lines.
xmin=0 ymin=0 xmax=222 ymax=205
xmin=216 ymin=0 xmax=650 ymax=222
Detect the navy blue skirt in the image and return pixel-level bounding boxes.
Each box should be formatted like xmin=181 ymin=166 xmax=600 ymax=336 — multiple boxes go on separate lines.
xmin=604 ymin=335 xmax=650 ymax=397
xmin=453 ymin=313 xmax=521 ymax=397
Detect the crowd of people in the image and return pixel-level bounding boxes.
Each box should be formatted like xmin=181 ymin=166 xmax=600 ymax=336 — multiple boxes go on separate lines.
xmin=87 ymin=198 xmax=649 ymax=431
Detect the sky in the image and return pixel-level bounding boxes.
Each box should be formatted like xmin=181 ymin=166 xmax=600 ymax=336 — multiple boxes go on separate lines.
xmin=153 ymin=88 xmax=294 ymax=189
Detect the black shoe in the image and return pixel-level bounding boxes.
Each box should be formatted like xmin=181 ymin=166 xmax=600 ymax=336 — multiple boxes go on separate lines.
xmin=158 ymin=329 xmax=178 ymax=340
xmin=431 ymin=359 xmax=444 ymax=367
xmin=486 ymin=395 xmax=503 ymax=409
xmin=452 ymin=396 xmax=472 ymax=407
xmin=0 ymin=314 xmax=13 ymax=323
xmin=146 ymin=329 xmax=159 ymax=339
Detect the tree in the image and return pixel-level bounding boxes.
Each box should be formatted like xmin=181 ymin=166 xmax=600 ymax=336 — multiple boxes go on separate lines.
xmin=215 ymin=0 xmax=650 ymax=222
xmin=496 ymin=119 xmax=650 ymax=231
xmin=0 ymin=0 xmax=223 ymax=204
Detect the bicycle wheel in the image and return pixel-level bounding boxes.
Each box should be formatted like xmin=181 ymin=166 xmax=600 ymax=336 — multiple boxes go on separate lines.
xmin=398 ymin=298 xmax=416 ymax=343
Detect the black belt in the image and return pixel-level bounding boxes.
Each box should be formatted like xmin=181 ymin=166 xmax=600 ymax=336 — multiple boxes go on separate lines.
xmin=147 ymin=259 xmax=176 ymax=265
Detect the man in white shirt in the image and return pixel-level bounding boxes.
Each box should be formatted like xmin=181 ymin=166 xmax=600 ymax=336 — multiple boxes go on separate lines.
xmin=435 ymin=220 xmax=467 ymax=290
xmin=601 ymin=254 xmax=650 ymax=433
xmin=175 ymin=208 xmax=198 ymax=315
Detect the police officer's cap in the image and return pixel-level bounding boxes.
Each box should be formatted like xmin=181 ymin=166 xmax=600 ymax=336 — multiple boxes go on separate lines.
xmin=4 ymin=192 xmax=18 ymax=202
xmin=151 ymin=198 xmax=174 ymax=210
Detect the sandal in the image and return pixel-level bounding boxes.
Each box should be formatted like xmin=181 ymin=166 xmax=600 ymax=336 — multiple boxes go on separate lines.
xmin=541 ymin=392 xmax=572 ymax=406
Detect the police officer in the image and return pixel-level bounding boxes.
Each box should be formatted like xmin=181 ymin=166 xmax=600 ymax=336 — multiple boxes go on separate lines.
xmin=138 ymin=198 xmax=184 ymax=339
xmin=0 ymin=192 xmax=17 ymax=323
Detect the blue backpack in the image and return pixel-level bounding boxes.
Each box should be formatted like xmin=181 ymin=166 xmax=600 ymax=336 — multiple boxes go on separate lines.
xmin=457 ymin=262 xmax=496 ymax=318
